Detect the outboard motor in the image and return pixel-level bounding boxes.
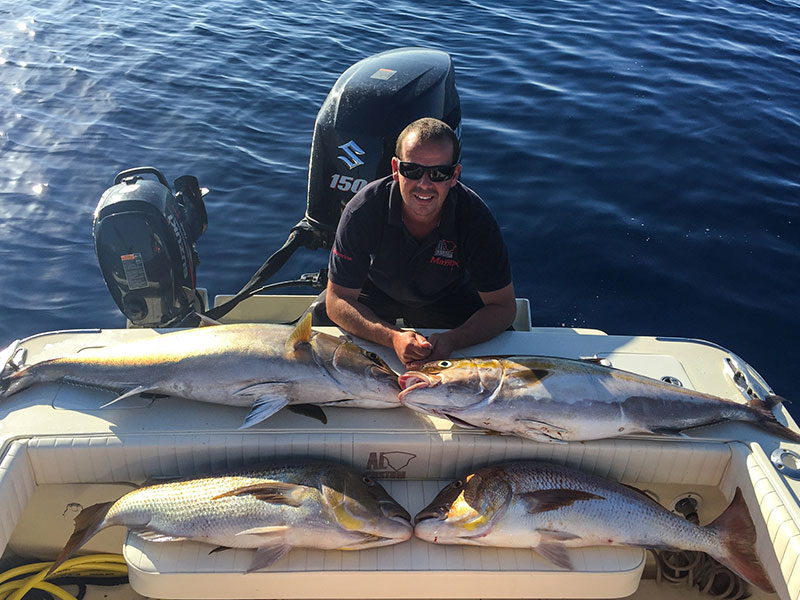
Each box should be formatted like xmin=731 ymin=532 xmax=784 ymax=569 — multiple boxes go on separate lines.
xmin=95 ymin=49 xmax=462 ymax=325
xmin=300 ymin=47 xmax=462 ymax=249
xmin=93 ymin=167 xmax=208 ymax=327
xmin=206 ymin=47 xmax=462 ymax=320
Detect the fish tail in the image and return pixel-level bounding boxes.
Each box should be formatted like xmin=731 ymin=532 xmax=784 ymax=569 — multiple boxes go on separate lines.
xmin=707 ymin=488 xmax=773 ymax=592
xmin=0 ymin=368 xmax=33 ymax=398
xmin=0 ymin=340 xmax=25 ymax=397
xmin=747 ymin=395 xmax=800 ymax=443
xmin=1 ymin=356 xmax=68 ymax=398
xmin=46 ymin=501 xmax=114 ymax=577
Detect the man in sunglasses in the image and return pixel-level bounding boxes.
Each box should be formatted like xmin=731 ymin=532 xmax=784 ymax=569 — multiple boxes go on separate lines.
xmin=325 ymin=117 xmax=516 ymax=368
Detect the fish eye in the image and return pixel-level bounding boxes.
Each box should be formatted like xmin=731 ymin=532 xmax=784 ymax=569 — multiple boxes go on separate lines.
xmin=362 ymin=476 xmax=374 ymax=485
xmin=452 ymin=479 xmax=463 ymax=489
xmin=437 ymin=360 xmax=452 ymax=368
xmin=364 ymin=351 xmax=379 ymax=361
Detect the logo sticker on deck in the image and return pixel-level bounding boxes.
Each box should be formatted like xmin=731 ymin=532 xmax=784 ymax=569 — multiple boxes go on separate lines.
xmin=365 ymin=451 xmax=416 ymax=479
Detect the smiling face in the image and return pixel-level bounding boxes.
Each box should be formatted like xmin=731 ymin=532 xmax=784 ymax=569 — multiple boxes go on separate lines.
xmin=391 ymin=132 xmax=461 ymax=228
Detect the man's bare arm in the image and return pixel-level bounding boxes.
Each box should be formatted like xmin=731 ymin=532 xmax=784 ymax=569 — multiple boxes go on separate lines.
xmin=409 ymin=282 xmax=517 ymax=368
xmin=325 ymin=280 xmax=432 ymax=365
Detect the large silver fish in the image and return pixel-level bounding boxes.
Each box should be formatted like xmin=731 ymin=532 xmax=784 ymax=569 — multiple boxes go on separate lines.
xmin=414 ymin=461 xmax=773 ymax=592
xmin=49 ymin=460 xmax=412 ymax=575
xmin=398 ymin=356 xmax=800 ymax=443
xmin=1 ymin=314 xmax=400 ymax=427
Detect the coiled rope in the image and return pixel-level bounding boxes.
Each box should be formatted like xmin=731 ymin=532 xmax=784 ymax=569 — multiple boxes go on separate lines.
xmin=651 ymin=549 xmax=750 ymax=600
xmin=0 ymin=554 xmax=127 ymax=600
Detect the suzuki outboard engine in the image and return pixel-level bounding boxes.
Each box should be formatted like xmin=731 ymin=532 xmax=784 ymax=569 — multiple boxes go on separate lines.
xmin=93 ymin=167 xmax=208 ymax=327
xmin=300 ymin=47 xmax=462 ymax=249
xmin=207 ymin=47 xmax=463 ymax=320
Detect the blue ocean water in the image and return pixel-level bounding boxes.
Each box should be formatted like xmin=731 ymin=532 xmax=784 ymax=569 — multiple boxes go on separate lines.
xmin=1 ymin=1 xmax=798 ymax=404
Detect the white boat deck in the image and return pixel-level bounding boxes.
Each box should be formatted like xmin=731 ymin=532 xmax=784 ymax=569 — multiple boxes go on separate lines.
xmin=0 ymin=295 xmax=799 ymax=599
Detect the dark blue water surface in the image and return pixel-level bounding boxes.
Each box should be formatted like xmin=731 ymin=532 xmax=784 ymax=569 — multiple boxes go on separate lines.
xmin=1 ymin=1 xmax=798 ymax=404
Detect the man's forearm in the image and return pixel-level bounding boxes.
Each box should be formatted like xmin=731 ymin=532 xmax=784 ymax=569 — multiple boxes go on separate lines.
xmin=326 ymin=293 xmax=400 ymax=348
xmin=435 ymin=301 xmax=516 ymax=352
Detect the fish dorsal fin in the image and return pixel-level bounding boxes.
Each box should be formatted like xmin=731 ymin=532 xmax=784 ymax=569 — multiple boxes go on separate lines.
xmin=286 ymin=313 xmax=313 ymax=354
xmin=536 ymin=529 xmax=581 ymax=569
xmin=247 ymin=542 xmax=293 ymax=572
xmin=213 ymin=482 xmax=306 ymax=506
xmin=520 ymin=489 xmax=605 ymax=513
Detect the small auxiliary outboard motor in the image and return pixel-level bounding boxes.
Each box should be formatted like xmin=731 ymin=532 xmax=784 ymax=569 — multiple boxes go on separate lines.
xmin=93 ymin=167 xmax=208 ymax=327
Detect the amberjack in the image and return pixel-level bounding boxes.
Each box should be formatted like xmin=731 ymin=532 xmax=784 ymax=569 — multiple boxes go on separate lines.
xmin=1 ymin=314 xmax=399 ymax=427
xmin=398 ymin=356 xmax=799 ymax=443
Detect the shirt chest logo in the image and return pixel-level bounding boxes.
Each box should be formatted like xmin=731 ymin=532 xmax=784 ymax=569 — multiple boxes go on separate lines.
xmin=430 ymin=239 xmax=459 ymax=269
xmin=434 ymin=239 xmax=456 ymax=259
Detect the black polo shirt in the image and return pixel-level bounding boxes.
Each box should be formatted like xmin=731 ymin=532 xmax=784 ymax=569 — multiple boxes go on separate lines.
xmin=328 ymin=176 xmax=511 ymax=315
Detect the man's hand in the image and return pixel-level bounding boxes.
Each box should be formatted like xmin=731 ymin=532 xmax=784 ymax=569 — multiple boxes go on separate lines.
xmin=392 ymin=330 xmax=433 ymax=366
xmin=405 ymin=331 xmax=455 ymax=369
xmin=327 ymin=281 xmax=435 ymax=366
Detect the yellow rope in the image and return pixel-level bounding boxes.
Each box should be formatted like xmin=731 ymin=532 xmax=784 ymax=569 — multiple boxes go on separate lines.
xmin=0 ymin=554 xmax=128 ymax=600
xmin=0 ymin=581 xmax=78 ymax=600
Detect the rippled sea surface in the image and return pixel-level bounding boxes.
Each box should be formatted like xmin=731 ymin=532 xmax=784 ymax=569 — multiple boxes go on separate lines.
xmin=1 ymin=1 xmax=798 ymax=406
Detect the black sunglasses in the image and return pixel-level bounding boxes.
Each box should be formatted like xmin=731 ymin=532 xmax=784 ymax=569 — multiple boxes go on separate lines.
xmin=397 ymin=161 xmax=457 ymax=182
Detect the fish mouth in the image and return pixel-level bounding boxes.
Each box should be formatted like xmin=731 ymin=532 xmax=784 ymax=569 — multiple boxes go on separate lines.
xmin=345 ymin=514 xmax=413 ymax=548
xmin=370 ymin=364 xmax=401 ymax=388
xmin=345 ymin=529 xmax=412 ymax=548
xmin=381 ymin=501 xmax=412 ymax=524
xmin=398 ymin=372 xmax=440 ymax=401
xmin=413 ymin=506 xmax=445 ymax=526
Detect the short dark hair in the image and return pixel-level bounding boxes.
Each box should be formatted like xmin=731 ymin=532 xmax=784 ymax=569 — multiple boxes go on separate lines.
xmin=395 ymin=118 xmax=460 ymax=164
